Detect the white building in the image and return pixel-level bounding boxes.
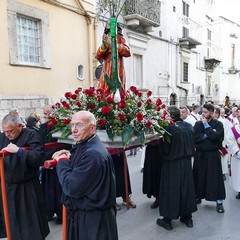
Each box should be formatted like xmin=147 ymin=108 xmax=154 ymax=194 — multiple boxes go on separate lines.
xmin=96 ymin=0 xmax=240 ymax=106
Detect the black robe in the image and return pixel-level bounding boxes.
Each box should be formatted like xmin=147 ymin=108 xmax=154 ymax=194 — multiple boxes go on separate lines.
xmin=142 ymin=143 xmax=162 ymax=199
xmin=0 ymin=128 xmax=49 ymax=240
xmin=159 ymin=120 xmax=197 ymax=219
xmin=56 ymin=135 xmax=118 ymax=240
xmin=193 ymin=118 xmax=225 ymax=201
xmin=39 ymin=123 xmax=69 ymax=220
xmin=112 ymin=153 xmax=132 ymax=198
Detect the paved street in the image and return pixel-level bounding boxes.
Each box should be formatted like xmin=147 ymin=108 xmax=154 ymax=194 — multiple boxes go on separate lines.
xmin=47 ymin=151 xmax=240 ymax=240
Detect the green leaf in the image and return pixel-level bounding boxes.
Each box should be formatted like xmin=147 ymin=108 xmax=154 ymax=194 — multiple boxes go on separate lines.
xmin=106 ymin=128 xmax=115 ymax=141
xmin=60 ymin=128 xmax=72 ymax=138
xmin=122 ymin=125 xmax=134 ymax=147
xmin=136 ymin=130 xmax=145 ymax=145
xmin=104 ymin=73 xmax=116 ymax=92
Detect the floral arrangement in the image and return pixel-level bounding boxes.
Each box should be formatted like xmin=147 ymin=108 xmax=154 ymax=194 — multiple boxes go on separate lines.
xmin=50 ymin=86 xmax=171 ymax=147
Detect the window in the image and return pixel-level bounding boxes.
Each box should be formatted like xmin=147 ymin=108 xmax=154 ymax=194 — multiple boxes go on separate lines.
xmin=182 ymin=26 xmax=189 ymax=38
xmin=207 ymin=29 xmax=211 ymax=41
xmin=183 ymin=62 xmax=188 ymax=82
xmin=7 ymin=0 xmax=50 ymax=68
xmin=182 ymin=1 xmax=189 ymax=17
xmin=17 ymin=15 xmax=41 ymax=65
xmin=133 ymin=54 xmax=143 ymax=88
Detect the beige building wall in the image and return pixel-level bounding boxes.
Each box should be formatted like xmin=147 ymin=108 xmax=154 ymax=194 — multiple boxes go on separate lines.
xmin=0 ymin=0 xmax=96 ymax=120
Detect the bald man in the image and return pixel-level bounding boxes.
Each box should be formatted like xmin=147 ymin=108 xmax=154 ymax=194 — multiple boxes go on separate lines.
xmin=53 ymin=111 xmax=118 ymax=239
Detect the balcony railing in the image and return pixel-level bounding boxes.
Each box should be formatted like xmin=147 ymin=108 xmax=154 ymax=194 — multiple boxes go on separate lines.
xmin=124 ymin=0 xmax=161 ymax=28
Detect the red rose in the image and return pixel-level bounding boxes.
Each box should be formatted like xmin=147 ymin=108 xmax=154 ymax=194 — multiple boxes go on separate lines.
xmin=88 ymin=103 xmax=95 ymax=110
xmin=119 ymin=100 xmax=126 ymax=109
xmin=146 ymin=120 xmax=152 ymax=127
xmin=147 ymin=90 xmax=152 ymax=96
xmin=63 ymin=118 xmax=71 ymax=124
xmin=98 ymin=118 xmax=106 ymax=127
xmin=55 ymin=102 xmax=61 ymax=107
xmin=156 ymin=106 xmax=161 ymax=111
xmin=130 ymin=86 xmax=137 ymax=92
xmin=51 ymin=118 xmax=58 ymax=124
xmin=137 ymin=92 xmax=143 ymax=97
xmin=162 ymin=104 xmax=166 ymax=109
xmin=64 ymin=103 xmax=70 ymax=109
xmin=101 ymin=106 xmax=111 ymax=115
xmin=118 ymin=113 xmax=126 ymax=121
xmin=106 ymin=96 xmax=114 ymax=104
xmin=163 ymin=110 xmax=167 ymax=116
xmin=136 ymin=113 xmax=144 ymax=121
xmin=156 ymin=98 xmax=162 ymax=106
xmin=146 ymin=99 xmax=152 ymax=105
xmin=64 ymin=92 xmax=72 ymax=99
xmin=76 ymin=101 xmax=81 ymax=107
xmin=71 ymin=94 xmax=77 ymax=100
xmin=137 ymin=101 xmax=142 ymax=107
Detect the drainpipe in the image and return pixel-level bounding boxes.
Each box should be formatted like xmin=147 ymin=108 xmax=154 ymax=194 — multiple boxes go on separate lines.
xmin=175 ymin=44 xmax=188 ymax=105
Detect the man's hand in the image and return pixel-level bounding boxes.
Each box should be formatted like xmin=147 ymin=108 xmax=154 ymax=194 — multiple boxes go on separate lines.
xmin=202 ymin=116 xmax=208 ymax=124
xmin=2 ymin=143 xmax=19 ymax=153
xmin=52 ymin=149 xmax=71 ymax=162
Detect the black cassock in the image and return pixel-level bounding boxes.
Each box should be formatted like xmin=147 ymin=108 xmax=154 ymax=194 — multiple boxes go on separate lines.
xmin=142 ymin=143 xmax=163 ymax=199
xmin=0 ymin=128 xmax=49 ymax=240
xmin=39 ymin=123 xmax=69 ymax=221
xmin=193 ymin=119 xmax=225 ymax=201
xmin=159 ymin=120 xmax=197 ymax=219
xmin=56 ymin=135 xmax=118 ymax=240
xmin=112 ymin=153 xmax=132 ymax=199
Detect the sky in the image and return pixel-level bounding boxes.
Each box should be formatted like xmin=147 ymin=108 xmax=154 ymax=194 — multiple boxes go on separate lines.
xmin=214 ymin=0 xmax=240 ymax=24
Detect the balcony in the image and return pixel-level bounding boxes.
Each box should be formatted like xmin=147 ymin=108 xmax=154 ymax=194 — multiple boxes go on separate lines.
xmin=123 ymin=0 xmax=160 ymax=32
xmin=204 ymin=58 xmax=221 ymax=72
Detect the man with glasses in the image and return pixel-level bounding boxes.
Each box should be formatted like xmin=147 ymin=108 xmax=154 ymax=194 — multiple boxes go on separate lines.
xmin=53 ymin=110 xmax=118 ymax=239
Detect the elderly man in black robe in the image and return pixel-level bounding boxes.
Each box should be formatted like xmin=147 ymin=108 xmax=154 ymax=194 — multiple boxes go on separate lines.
xmin=53 ymin=110 xmax=118 ymax=239
xmin=193 ymin=103 xmax=225 ymax=213
xmin=0 ymin=113 xmax=49 ymax=239
xmin=156 ymin=106 xmax=197 ymax=230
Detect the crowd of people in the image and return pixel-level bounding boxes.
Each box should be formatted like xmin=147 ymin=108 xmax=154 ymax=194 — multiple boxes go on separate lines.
xmin=0 ymin=18 xmax=240 ymax=238
xmin=142 ymin=102 xmax=240 ymax=231
xmin=0 ymin=100 xmax=239 ymax=238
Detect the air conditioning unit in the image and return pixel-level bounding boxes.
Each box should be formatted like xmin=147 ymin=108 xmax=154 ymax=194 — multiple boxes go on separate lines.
xmin=195 ymin=86 xmax=202 ymax=94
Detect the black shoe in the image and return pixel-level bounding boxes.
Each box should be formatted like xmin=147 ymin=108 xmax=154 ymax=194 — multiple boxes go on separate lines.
xmin=151 ymin=199 xmax=159 ymax=209
xmin=156 ymin=218 xmax=172 ymax=230
xmin=216 ymin=204 xmax=225 ymax=213
xmin=196 ymin=198 xmax=202 ymax=204
xmin=236 ymin=193 xmax=240 ymax=199
xmin=180 ymin=217 xmax=193 ymax=228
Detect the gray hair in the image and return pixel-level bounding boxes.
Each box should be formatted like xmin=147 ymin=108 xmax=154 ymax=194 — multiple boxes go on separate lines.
xmin=2 ymin=114 xmax=23 ymax=126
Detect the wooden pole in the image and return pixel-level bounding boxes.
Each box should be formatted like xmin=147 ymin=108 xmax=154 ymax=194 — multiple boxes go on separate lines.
xmin=62 ymin=205 xmax=67 ymax=240
xmin=123 ymin=152 xmax=129 ymax=209
xmin=0 ymin=153 xmax=12 ymax=240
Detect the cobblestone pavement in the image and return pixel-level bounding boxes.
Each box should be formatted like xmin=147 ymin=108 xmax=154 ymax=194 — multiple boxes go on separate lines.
xmin=46 ymin=151 xmax=240 ymax=240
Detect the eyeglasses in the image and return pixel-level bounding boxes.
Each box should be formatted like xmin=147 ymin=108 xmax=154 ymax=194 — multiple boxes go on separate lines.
xmin=70 ymin=122 xmax=92 ymax=129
